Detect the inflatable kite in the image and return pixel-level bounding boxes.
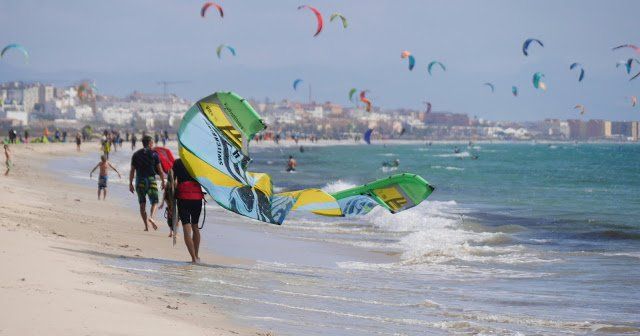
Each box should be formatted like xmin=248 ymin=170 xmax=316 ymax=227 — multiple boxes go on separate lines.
xmin=201 ymin=2 xmax=223 ymax=18
xmin=216 ymin=44 xmax=236 ymax=59
xmin=297 ymin=5 xmax=323 ymax=37
xmin=523 ymin=38 xmax=543 ymax=56
xmin=512 ymin=86 xmax=518 ymax=97
xmin=1 ymin=44 xmax=28 ymax=62
xmin=569 ymin=63 xmax=585 ymax=82
xmin=178 ymin=92 xmax=434 ymax=225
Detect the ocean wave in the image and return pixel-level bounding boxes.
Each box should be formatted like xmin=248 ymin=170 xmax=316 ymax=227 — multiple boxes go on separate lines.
xmin=434 ymin=151 xmax=470 ymax=158
xmin=431 ymin=165 xmax=464 ymax=171
xmin=321 ymin=180 xmax=358 ymax=194
xmin=360 ymin=201 xmax=555 ymax=265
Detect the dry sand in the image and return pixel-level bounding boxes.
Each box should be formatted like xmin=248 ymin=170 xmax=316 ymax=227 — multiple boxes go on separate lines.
xmin=0 ymin=143 xmax=263 ymax=336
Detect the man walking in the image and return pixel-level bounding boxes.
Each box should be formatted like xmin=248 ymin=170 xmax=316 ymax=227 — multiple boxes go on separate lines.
xmin=129 ymin=135 xmax=165 ymax=231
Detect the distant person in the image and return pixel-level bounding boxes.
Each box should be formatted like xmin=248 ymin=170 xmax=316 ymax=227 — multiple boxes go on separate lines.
xmin=286 ymin=155 xmax=297 ymax=172
xmin=131 ymin=133 xmax=137 ymax=150
xmin=24 ymin=130 xmax=29 ymax=144
xmin=129 ymin=135 xmax=165 ymax=231
xmin=454 ymin=146 xmax=460 ymax=154
xmin=90 ymin=155 xmax=122 ymax=200
xmin=8 ymin=129 xmax=16 ymax=144
xmin=299 ymin=145 xmax=304 ymax=153
xmin=171 ymin=158 xmax=204 ymax=263
xmin=154 ymin=132 xmax=160 ymax=144
xmin=102 ymin=139 xmax=111 ymax=159
xmin=125 ymin=131 xmax=130 ymax=142
xmin=54 ymin=129 xmax=61 ymax=142
xmin=62 ymin=131 xmax=67 ymax=142
xmin=4 ymin=145 xmax=12 ymax=176
xmin=163 ymin=129 xmax=169 ymax=142
xmin=161 ymin=134 xmax=167 ymax=147
xmin=75 ymin=132 xmax=82 ymax=151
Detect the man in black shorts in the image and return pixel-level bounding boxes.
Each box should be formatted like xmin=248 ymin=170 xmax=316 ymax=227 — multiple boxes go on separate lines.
xmin=129 ymin=135 xmax=165 ymax=231
xmin=171 ymin=158 xmax=204 ymax=263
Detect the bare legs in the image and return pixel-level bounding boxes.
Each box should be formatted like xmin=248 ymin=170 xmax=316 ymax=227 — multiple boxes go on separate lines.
xmin=182 ymin=224 xmax=200 ymax=263
xmin=138 ymin=203 xmax=158 ymax=231
xmin=97 ymin=188 xmax=107 ymax=200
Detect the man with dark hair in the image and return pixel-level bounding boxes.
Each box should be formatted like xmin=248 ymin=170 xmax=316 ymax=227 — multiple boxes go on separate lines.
xmin=129 ymin=135 xmax=165 ymax=231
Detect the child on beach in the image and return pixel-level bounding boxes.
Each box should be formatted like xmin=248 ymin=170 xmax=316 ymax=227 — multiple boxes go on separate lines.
xmin=90 ymin=155 xmax=122 ymax=200
xmin=4 ymin=144 xmax=12 ymax=176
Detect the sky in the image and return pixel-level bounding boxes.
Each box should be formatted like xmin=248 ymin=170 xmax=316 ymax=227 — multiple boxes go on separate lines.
xmin=1 ymin=0 xmax=640 ymax=121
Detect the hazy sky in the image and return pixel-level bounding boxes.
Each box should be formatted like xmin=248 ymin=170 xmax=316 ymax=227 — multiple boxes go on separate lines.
xmin=1 ymin=0 xmax=639 ymax=121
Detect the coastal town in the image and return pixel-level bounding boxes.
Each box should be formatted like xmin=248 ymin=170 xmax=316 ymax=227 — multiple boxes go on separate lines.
xmin=1 ymin=80 xmax=639 ymax=142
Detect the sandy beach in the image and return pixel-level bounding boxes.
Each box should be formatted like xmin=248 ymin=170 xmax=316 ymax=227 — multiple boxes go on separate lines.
xmin=0 ymin=143 xmax=260 ymax=336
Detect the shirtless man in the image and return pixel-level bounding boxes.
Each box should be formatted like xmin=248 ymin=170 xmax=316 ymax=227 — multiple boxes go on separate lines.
xmin=90 ymin=155 xmax=121 ymax=200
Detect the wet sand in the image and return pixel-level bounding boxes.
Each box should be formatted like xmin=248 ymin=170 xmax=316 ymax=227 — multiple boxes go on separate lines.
xmin=0 ymin=142 xmax=260 ymax=336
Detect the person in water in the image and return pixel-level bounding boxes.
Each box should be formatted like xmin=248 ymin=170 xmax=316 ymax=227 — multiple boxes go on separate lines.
xmin=454 ymin=146 xmax=461 ymax=154
xmin=4 ymin=144 xmax=12 ymax=176
xmin=171 ymin=158 xmax=204 ymax=263
xmin=286 ymin=155 xmax=297 ymax=172
xmin=382 ymin=159 xmax=400 ymax=168
xmin=90 ymin=155 xmax=122 ymax=200
xmin=129 ymin=136 xmax=165 ymax=231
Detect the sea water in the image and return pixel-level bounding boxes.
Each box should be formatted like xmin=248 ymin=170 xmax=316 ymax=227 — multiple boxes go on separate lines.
xmin=55 ymin=143 xmax=640 ymax=335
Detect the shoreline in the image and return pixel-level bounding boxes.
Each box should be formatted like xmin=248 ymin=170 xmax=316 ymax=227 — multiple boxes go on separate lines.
xmin=0 ymin=143 xmax=259 ymax=336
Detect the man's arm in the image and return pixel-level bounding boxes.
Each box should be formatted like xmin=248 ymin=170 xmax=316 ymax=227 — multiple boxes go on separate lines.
xmin=129 ymin=165 xmax=136 ymax=193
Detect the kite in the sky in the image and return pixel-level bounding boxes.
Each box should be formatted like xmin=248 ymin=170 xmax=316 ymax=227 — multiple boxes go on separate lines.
xmin=177 ymin=91 xmax=434 ymax=225
xmin=425 ymin=101 xmax=432 ymax=114
xmin=574 ymin=104 xmax=586 ymax=115
xmin=1 ymin=44 xmax=29 ymax=62
xmin=401 ymin=51 xmax=415 ymax=71
xmin=363 ymin=128 xmax=373 ymax=144
xmin=360 ymin=90 xmax=372 ymax=112
xmin=612 ymin=44 xmax=640 ymax=53
xmin=630 ymin=96 xmax=638 ymax=107
xmin=297 ymin=5 xmax=323 ymax=37
xmin=522 ymin=38 xmax=544 ymax=56
xmin=348 ymin=88 xmax=357 ymax=102
xmin=329 ymin=13 xmax=347 ymax=28
xmin=201 ymin=2 xmax=223 ymax=18
xmin=484 ymin=82 xmax=495 ymax=93
xmin=512 ymin=86 xmax=518 ymax=97
xmin=293 ymin=79 xmax=303 ymax=91
xmin=533 ymin=72 xmax=547 ymax=90
xmin=569 ymin=63 xmax=585 ymax=82
xmin=427 ymin=61 xmax=446 ymax=76
xmin=216 ymin=44 xmax=236 ymax=59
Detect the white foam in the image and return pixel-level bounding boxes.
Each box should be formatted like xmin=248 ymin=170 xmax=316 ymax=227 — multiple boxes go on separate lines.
xmin=431 ymin=165 xmax=464 ymax=171
xmin=434 ymin=151 xmax=470 ymax=158
xmin=321 ymin=180 xmax=358 ymax=194
xmin=359 ymin=201 xmax=554 ymax=266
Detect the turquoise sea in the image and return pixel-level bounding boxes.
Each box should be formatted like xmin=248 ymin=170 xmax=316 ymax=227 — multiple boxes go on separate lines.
xmin=56 ymin=142 xmax=640 ymax=335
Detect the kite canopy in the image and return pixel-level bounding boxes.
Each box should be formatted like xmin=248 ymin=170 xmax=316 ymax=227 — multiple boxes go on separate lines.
xmin=293 ymin=79 xmax=303 ymax=90
xmin=201 ymin=2 xmax=223 ymax=18
xmin=216 ymin=44 xmax=236 ymax=59
xmin=569 ymin=63 xmax=585 ymax=82
xmin=574 ymin=104 xmax=586 ymax=115
xmin=359 ymin=90 xmax=372 ymax=112
xmin=484 ymin=82 xmax=495 ymax=93
xmin=522 ymin=38 xmax=544 ymax=56
xmin=297 ymin=5 xmax=324 ymax=37
xmin=427 ymin=61 xmax=446 ymax=76
xmin=178 ymin=92 xmax=435 ymax=225
xmin=532 ymin=72 xmax=547 ymax=90
xmin=1 ymin=44 xmax=29 ymax=62
xmin=348 ymin=88 xmax=357 ymax=102
xmin=363 ymin=128 xmax=373 ymax=144
xmin=512 ymin=86 xmax=518 ymax=97
xmin=329 ymin=13 xmax=348 ymax=28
